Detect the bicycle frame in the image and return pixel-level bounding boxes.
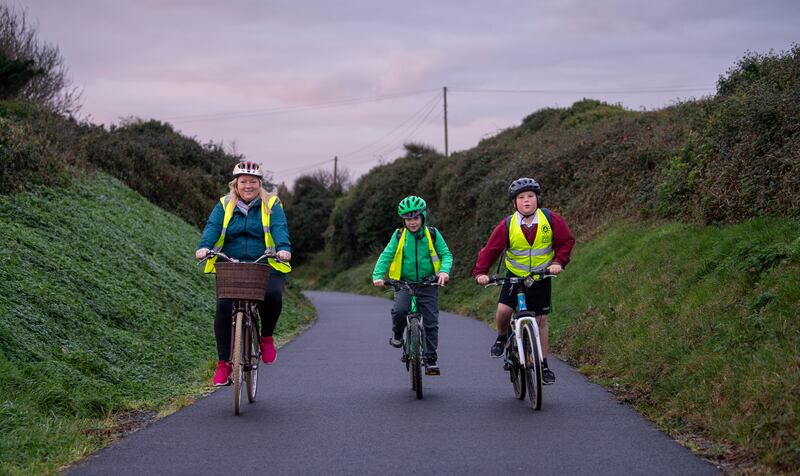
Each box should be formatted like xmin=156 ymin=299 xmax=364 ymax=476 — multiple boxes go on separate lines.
xmin=383 ymin=277 xmax=439 ymax=399
xmin=229 ymin=300 xmax=260 ymax=371
xmin=510 ymin=290 xmax=544 ymax=369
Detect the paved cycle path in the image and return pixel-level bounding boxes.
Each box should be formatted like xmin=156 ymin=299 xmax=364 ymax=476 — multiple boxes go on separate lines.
xmin=69 ymin=291 xmax=719 ymax=475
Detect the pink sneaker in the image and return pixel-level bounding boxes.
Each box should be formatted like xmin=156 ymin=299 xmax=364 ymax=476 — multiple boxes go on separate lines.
xmin=213 ymin=360 xmax=232 ymax=386
xmin=260 ymin=336 xmax=277 ymax=364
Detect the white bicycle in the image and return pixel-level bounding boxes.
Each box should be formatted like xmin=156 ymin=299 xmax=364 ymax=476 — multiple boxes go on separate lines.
xmin=485 ymin=271 xmax=556 ymax=411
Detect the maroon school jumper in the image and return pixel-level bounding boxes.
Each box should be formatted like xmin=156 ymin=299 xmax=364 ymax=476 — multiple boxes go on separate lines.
xmin=472 ymin=210 xmax=575 ymax=277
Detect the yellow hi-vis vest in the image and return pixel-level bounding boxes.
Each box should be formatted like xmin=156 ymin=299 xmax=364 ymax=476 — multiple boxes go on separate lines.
xmin=503 ymin=209 xmax=554 ymax=278
xmin=204 ymin=195 xmax=292 ymax=274
xmin=388 ymin=227 xmax=440 ymax=280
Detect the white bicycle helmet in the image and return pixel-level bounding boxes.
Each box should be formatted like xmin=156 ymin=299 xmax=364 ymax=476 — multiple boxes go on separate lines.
xmin=232 ymin=160 xmax=264 ymax=178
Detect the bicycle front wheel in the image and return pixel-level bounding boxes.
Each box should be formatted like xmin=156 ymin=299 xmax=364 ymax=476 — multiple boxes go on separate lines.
xmin=409 ymin=320 xmax=423 ymax=399
xmin=232 ymin=311 xmax=244 ymax=415
xmin=522 ymin=323 xmax=543 ymax=411
xmin=245 ymin=314 xmax=259 ymax=403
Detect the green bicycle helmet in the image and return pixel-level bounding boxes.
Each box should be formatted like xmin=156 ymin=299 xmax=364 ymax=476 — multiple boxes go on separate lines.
xmin=397 ymin=195 xmax=427 ymax=219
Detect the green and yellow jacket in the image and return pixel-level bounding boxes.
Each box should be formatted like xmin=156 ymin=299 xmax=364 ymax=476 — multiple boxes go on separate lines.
xmin=372 ymin=226 xmax=453 ymax=282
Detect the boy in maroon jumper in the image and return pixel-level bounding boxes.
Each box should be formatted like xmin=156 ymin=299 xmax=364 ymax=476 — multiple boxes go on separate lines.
xmin=473 ymin=177 xmax=574 ymax=384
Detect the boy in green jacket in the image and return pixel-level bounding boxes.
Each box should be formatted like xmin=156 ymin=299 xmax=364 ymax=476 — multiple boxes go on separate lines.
xmin=372 ymin=195 xmax=453 ymax=375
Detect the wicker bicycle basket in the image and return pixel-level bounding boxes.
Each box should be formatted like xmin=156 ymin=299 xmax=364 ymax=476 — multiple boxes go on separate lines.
xmin=215 ymin=262 xmax=271 ymax=301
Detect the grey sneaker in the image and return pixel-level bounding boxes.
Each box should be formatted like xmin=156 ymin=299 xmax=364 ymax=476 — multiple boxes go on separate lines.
xmin=389 ymin=336 xmax=403 ymax=348
xmin=424 ymin=356 xmax=440 ymax=376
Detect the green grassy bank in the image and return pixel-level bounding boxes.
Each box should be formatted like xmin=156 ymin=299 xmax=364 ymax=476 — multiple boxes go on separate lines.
xmin=0 ymin=174 xmax=315 ymax=475
xmin=316 ymin=218 xmax=800 ymax=473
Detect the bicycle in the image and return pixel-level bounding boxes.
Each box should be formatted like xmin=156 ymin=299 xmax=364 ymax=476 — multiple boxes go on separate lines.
xmin=200 ymin=250 xmax=283 ymax=415
xmin=484 ymin=271 xmax=556 ymax=411
xmin=383 ymin=277 xmax=441 ymax=400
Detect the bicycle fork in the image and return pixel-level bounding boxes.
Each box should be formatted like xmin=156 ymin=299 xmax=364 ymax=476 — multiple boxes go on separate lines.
xmin=514 ymin=316 xmax=544 ymax=367
xmin=514 ymin=291 xmax=544 ymax=367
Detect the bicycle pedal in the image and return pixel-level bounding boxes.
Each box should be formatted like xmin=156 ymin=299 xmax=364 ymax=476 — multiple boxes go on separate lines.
xmin=400 ymin=355 xmax=408 ymax=362
xmin=503 ymin=362 xmax=512 ymax=371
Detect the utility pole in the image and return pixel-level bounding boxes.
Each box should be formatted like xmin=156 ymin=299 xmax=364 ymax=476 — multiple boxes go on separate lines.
xmin=333 ymin=155 xmax=338 ymax=188
xmin=443 ymin=86 xmax=449 ymax=157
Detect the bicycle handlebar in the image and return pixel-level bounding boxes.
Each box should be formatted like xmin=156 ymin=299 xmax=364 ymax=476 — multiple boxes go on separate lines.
xmin=196 ymin=250 xmax=288 ymax=266
xmin=483 ymin=272 xmax=557 ymax=288
xmin=383 ymin=276 xmax=442 ymax=291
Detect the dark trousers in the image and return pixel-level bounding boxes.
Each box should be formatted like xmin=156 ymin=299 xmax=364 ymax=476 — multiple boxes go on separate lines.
xmin=214 ymin=274 xmax=285 ymax=361
xmin=391 ymin=286 xmax=439 ymax=359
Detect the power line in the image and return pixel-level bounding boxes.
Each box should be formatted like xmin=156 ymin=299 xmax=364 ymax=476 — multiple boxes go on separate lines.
xmin=349 ymin=95 xmax=442 ymax=166
xmin=339 ymin=92 xmax=441 ymax=164
xmin=400 ymin=94 xmax=441 ymax=144
xmin=271 ymin=157 xmax=332 ymax=175
xmin=166 ymin=88 xmax=439 ymax=123
xmin=450 ymin=85 xmax=714 ymax=95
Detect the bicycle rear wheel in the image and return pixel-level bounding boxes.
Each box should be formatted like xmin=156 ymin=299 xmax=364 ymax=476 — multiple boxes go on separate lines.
xmin=245 ymin=314 xmax=259 ymax=403
xmin=522 ymin=323 xmax=543 ymax=411
xmin=232 ymin=311 xmax=244 ymax=415
xmin=409 ymin=319 xmax=423 ymax=399
xmin=508 ymin=342 xmax=525 ymax=400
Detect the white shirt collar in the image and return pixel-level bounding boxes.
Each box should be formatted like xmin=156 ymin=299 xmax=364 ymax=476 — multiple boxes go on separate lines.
xmin=516 ymin=211 xmax=538 ymax=228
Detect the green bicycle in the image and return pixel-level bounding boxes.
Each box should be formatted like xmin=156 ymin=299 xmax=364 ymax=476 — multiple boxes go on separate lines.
xmin=383 ymin=277 xmax=440 ymax=399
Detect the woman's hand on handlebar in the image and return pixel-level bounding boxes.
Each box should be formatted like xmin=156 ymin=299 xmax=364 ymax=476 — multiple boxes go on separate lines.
xmin=195 ymin=248 xmax=210 ymax=260
xmin=276 ymin=250 xmax=291 ymax=262
xmin=475 ymin=274 xmax=490 ymax=285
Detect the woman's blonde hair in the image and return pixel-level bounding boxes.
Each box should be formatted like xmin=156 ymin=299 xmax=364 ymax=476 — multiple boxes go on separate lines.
xmin=227 ymin=177 xmax=275 ymax=213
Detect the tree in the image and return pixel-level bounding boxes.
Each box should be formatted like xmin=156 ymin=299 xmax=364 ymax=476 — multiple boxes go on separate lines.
xmin=0 ymin=5 xmax=81 ymax=114
xmin=284 ymin=168 xmax=349 ymax=264
xmin=0 ymin=52 xmax=43 ymax=99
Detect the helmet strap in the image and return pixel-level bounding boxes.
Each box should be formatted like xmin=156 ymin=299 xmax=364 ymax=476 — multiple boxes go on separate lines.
xmin=513 ymin=202 xmax=537 ymax=219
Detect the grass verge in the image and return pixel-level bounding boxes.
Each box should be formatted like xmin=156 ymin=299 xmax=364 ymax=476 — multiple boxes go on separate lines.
xmin=0 ymin=174 xmax=315 ymax=475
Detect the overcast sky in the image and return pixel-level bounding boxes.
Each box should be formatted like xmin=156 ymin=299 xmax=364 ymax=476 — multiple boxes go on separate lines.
xmin=18 ymin=0 xmax=800 ymax=186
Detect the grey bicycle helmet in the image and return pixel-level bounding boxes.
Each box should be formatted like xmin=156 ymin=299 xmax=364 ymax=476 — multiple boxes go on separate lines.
xmin=507 ymin=177 xmax=541 ymax=200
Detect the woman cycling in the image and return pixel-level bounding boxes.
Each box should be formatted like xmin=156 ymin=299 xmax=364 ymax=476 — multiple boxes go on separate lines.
xmin=196 ymin=161 xmax=292 ymax=386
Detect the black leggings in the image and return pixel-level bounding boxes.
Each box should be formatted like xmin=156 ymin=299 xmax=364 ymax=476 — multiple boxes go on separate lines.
xmin=214 ymin=274 xmax=285 ymax=361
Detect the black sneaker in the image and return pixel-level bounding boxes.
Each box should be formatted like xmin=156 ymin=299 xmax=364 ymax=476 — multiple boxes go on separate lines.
xmin=424 ymin=356 xmax=440 ymax=376
xmin=389 ymin=336 xmax=403 ymax=348
xmin=542 ymin=367 xmax=556 ymax=385
xmin=490 ymin=337 xmax=505 ymax=358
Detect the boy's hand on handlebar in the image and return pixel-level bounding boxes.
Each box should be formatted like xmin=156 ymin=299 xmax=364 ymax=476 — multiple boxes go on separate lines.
xmin=373 ymin=279 xmax=385 ymax=287
xmin=437 ymin=272 xmax=449 ymax=286
xmin=276 ymin=250 xmax=291 ymax=262
xmin=548 ymin=264 xmax=563 ymax=275
xmin=195 ymin=248 xmax=210 ymax=260
xmin=475 ymin=274 xmax=490 ymax=285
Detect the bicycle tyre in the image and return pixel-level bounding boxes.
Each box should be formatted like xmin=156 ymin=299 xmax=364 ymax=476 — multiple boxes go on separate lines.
xmin=232 ymin=311 xmax=244 ymax=415
xmin=245 ymin=313 xmax=259 ymax=403
xmin=410 ymin=319 xmax=423 ymax=399
xmin=523 ymin=323 xmax=543 ymax=411
xmin=509 ymin=343 xmax=525 ymax=400
xmin=406 ymin=327 xmax=415 ymax=390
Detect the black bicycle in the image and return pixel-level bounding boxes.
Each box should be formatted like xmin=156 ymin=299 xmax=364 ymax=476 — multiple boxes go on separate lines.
xmin=383 ymin=277 xmax=440 ymax=399
xmin=201 ymin=251 xmax=282 ymax=415
xmin=484 ymin=271 xmax=556 ymax=411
